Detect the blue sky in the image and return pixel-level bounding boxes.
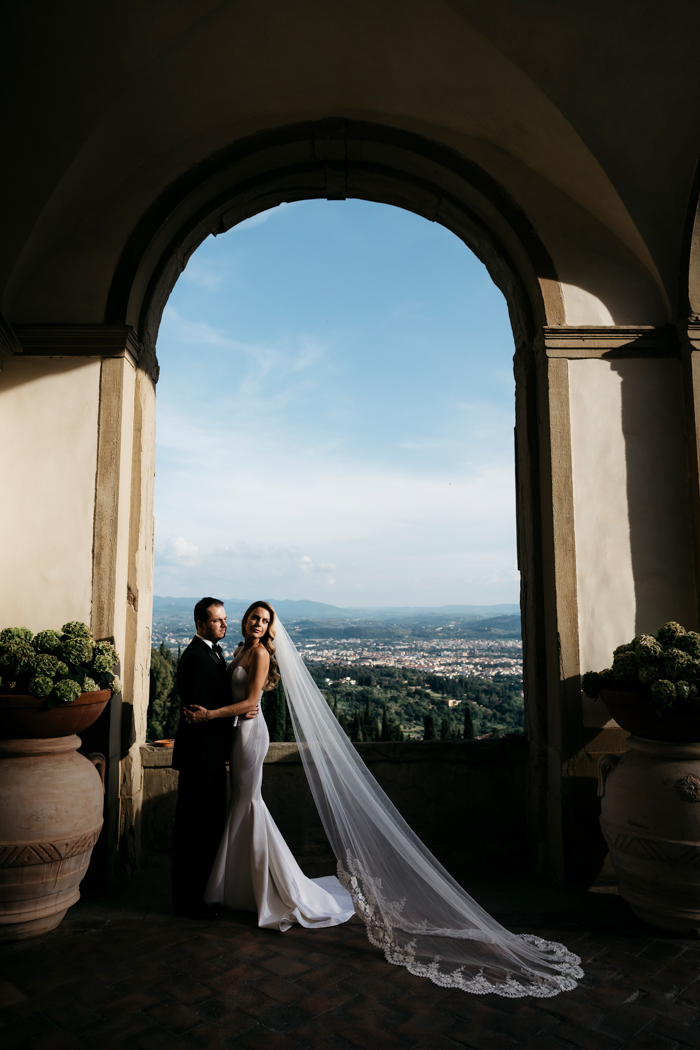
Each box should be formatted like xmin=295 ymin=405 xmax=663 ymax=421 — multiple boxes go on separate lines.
xmin=154 ymin=199 xmax=518 ymax=607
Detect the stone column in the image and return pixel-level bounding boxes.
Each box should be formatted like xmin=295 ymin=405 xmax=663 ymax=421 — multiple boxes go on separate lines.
xmin=522 ymin=325 xmax=697 ymax=884
xmin=0 ymin=325 xmax=156 ymax=881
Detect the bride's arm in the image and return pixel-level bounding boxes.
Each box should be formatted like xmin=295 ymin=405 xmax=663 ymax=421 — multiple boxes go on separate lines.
xmin=187 ymin=647 xmax=270 ymax=722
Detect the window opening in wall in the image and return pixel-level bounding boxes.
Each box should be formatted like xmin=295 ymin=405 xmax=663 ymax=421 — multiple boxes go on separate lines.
xmin=148 ymin=199 xmax=522 ymax=743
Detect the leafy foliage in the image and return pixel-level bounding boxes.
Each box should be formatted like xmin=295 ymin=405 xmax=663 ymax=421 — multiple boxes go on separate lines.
xmin=582 ymin=621 xmax=700 ymax=713
xmin=147 ymin=644 xmax=181 ymax=741
xmin=261 ymin=679 xmax=294 ymax=742
xmin=307 ymin=662 xmax=523 ymax=740
xmin=0 ymin=621 xmax=120 ymax=705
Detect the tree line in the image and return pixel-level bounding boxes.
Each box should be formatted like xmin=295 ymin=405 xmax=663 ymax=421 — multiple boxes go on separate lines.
xmin=146 ymin=646 xmax=524 ymax=744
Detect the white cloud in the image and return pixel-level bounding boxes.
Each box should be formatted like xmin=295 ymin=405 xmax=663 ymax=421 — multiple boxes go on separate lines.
xmin=157 ymin=536 xmax=199 ymax=566
xmin=181 ymin=257 xmax=227 ymax=291
xmin=153 ymin=427 xmax=518 ymax=604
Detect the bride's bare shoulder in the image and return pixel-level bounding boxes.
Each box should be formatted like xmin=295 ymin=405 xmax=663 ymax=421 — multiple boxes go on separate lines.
xmin=250 ymin=645 xmax=270 ymax=666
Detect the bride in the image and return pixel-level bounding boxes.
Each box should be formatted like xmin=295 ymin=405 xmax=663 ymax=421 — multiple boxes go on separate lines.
xmin=187 ymin=600 xmax=583 ymax=998
xmin=196 ymin=601 xmax=354 ymax=930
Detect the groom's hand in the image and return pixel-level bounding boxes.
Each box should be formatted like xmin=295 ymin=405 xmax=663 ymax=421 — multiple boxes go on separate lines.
xmin=184 ymin=705 xmax=209 ymax=724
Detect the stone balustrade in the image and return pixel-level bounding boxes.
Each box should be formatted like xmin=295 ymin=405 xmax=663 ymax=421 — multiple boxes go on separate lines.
xmin=140 ymin=737 xmax=528 ymax=874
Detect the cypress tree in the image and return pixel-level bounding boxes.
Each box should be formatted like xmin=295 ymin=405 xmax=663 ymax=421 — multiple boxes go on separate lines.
xmin=440 ymin=717 xmax=450 ymax=740
xmin=262 ymin=680 xmax=289 ymax=742
xmin=463 ymin=703 xmax=475 ymax=740
xmin=423 ymin=712 xmax=436 ymax=740
xmin=147 ymin=645 xmax=177 ymax=741
xmin=380 ymin=704 xmax=390 ymax=741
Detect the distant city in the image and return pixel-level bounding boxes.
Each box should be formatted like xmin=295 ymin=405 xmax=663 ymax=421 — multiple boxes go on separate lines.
xmin=151 ymin=597 xmax=523 ymax=684
xmin=149 ymin=598 xmax=524 ymax=740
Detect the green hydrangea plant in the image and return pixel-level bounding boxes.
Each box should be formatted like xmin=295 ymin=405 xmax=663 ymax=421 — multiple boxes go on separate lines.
xmin=582 ymin=621 xmax=700 ymax=714
xmin=0 ymin=621 xmax=120 ymax=706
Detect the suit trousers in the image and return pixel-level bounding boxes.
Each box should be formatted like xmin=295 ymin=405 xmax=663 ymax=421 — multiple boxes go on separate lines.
xmin=172 ymin=768 xmax=227 ymax=909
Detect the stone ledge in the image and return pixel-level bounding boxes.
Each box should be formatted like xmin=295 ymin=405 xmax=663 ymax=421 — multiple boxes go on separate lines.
xmin=140 ymin=736 xmax=528 ymax=768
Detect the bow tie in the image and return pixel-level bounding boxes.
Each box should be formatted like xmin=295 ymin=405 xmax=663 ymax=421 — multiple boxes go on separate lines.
xmin=212 ymin=643 xmax=224 ymax=660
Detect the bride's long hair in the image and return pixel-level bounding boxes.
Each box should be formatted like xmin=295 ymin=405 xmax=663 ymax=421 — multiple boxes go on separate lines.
xmin=240 ymin=600 xmax=280 ymax=690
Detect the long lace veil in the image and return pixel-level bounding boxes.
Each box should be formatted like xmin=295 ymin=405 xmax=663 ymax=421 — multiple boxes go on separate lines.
xmin=273 ymin=618 xmax=582 ymax=998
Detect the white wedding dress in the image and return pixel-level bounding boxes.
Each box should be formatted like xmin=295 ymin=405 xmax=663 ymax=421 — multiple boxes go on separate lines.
xmin=205 ymin=624 xmax=583 ymax=997
xmin=204 ymin=663 xmax=355 ymax=930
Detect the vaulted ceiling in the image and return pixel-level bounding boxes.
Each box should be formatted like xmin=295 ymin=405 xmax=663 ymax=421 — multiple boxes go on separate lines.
xmin=3 ymin=0 xmax=699 ymax=328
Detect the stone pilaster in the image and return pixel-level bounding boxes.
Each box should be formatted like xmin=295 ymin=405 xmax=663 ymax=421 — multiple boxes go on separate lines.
xmin=6 ymin=325 xmax=156 ymax=881
xmin=530 ymin=325 xmax=696 ymax=884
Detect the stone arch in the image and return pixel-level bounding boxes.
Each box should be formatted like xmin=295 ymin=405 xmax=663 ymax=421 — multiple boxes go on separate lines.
xmin=104 ymin=120 xmax=562 ymax=379
xmin=104 ymin=120 xmax=561 ymax=874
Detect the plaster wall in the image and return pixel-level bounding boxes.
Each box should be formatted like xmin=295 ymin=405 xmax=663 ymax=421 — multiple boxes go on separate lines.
xmin=569 ymin=357 xmax=697 ymax=726
xmin=0 ymin=357 xmax=100 ymax=632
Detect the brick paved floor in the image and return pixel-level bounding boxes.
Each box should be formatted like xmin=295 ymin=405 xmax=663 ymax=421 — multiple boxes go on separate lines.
xmin=2 ymin=867 xmax=700 ymax=1049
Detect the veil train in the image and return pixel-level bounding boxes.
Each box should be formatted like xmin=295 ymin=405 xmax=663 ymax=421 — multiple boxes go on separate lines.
xmin=273 ymin=618 xmax=583 ymax=998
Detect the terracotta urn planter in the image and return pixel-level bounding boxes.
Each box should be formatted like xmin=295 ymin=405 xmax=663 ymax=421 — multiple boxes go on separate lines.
xmin=600 ymin=688 xmax=700 ymax=742
xmin=598 ymin=689 xmax=700 ymax=931
xmin=0 ymin=691 xmax=109 ymax=941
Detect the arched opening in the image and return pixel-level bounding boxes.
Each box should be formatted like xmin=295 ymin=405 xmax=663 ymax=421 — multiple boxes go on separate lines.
xmin=5 ymin=121 xmax=602 ymax=884
xmin=151 ymin=197 xmax=521 ymax=750
xmin=107 ymin=120 xmax=561 ymax=877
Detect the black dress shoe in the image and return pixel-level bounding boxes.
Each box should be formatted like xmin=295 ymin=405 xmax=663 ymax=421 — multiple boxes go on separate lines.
xmin=174 ymin=903 xmax=219 ymax=920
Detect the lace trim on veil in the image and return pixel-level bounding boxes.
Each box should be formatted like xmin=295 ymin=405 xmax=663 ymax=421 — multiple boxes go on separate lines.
xmin=337 ymin=854 xmax=582 ymax=999
xmin=272 ymin=617 xmax=584 ymax=998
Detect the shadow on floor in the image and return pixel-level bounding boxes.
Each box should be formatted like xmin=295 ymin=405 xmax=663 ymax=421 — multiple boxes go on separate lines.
xmin=2 ymin=863 xmax=699 ymax=1049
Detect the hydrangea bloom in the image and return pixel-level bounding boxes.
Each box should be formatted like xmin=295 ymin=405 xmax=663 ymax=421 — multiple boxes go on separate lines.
xmin=92 ymin=641 xmax=118 ymax=673
xmin=657 ymin=621 xmax=685 ymax=646
xmin=53 ymin=679 xmax=82 ymax=704
xmin=634 ymin=636 xmax=663 ymax=662
xmin=0 ymin=621 xmax=121 ymax=704
xmin=662 ymin=648 xmax=692 ymax=680
xmin=651 ymin=679 xmax=677 ymax=708
xmin=677 ymin=631 xmax=700 ymax=659
xmin=612 ymin=650 xmax=638 ymax=681
xmin=59 ymin=635 xmax=93 ymax=666
xmin=584 ymin=620 xmax=700 ymax=715
xmin=31 ymin=653 xmax=60 ymax=677
xmin=638 ymin=662 xmax=663 ymax=685
xmin=0 ymin=627 xmax=33 ymax=645
xmin=0 ymin=640 xmax=35 ymax=676
xmin=33 ymin=629 xmax=62 ymax=653
xmin=581 ymin=671 xmax=600 ymax=699
xmin=28 ymin=675 xmax=54 ymax=699
xmin=61 ymin=621 xmax=92 ymax=639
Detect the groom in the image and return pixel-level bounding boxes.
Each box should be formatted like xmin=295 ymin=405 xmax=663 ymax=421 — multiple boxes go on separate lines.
xmin=171 ymin=597 xmax=232 ymax=919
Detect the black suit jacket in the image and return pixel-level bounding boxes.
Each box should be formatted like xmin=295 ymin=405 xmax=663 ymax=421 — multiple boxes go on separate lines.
xmin=172 ymin=637 xmax=233 ymax=773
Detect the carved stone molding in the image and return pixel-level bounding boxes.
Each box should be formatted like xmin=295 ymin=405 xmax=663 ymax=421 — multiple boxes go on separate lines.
xmin=679 ymin=318 xmax=700 ymax=352
xmin=0 ymin=826 xmax=102 ymax=867
xmin=541 ymin=325 xmax=677 ymax=359
xmin=12 ymin=325 xmax=141 ymax=364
